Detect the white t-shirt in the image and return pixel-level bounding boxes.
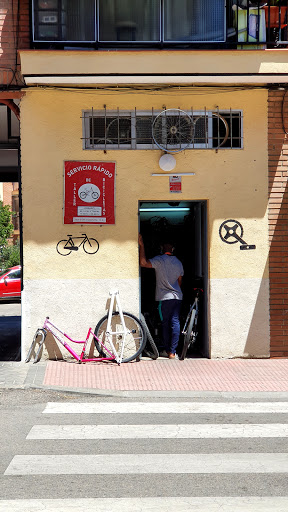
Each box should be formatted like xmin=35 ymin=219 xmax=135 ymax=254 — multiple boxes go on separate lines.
xmin=150 ymin=254 xmax=184 ymax=301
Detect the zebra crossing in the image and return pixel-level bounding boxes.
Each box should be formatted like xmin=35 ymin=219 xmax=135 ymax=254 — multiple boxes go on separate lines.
xmin=3 ymin=399 xmax=288 ymax=511
xmin=1 ymin=497 xmax=288 ymax=512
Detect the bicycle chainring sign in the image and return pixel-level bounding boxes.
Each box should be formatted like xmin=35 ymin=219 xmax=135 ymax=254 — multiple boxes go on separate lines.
xmin=219 ymin=219 xmax=256 ymax=250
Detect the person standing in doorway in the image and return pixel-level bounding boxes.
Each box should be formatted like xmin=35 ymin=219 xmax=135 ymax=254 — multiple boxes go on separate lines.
xmin=138 ymin=234 xmax=184 ymax=359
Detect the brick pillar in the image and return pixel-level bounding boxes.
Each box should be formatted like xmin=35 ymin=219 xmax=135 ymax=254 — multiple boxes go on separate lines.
xmin=268 ymin=89 xmax=288 ymax=357
xmin=2 ymin=181 xmax=13 ymax=208
xmin=0 ymin=0 xmax=30 ymax=87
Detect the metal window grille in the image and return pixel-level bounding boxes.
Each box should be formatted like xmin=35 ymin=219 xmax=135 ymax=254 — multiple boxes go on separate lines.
xmin=82 ymin=108 xmax=243 ymax=150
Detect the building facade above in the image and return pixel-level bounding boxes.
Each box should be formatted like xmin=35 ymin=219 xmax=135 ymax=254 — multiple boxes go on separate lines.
xmin=30 ymin=0 xmax=288 ymax=50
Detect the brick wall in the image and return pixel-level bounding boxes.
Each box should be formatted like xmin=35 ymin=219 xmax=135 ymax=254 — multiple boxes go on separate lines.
xmin=268 ymin=89 xmax=288 ymax=357
xmin=0 ymin=0 xmax=30 ymax=87
xmin=2 ymin=181 xmax=13 ymax=207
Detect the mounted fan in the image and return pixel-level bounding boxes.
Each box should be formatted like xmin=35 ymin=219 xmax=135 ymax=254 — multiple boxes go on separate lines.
xmin=152 ymin=109 xmax=194 ymax=153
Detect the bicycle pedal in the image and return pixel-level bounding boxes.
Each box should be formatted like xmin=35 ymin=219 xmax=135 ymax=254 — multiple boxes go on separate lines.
xmin=69 ymin=247 xmax=78 ymax=251
xmin=240 ymin=244 xmax=256 ymax=250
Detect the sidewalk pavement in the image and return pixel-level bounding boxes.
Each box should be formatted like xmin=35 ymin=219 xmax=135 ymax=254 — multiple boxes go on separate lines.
xmin=2 ymin=357 xmax=288 ymax=396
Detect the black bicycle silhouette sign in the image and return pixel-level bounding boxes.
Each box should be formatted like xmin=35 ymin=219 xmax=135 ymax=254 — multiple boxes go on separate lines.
xmin=56 ymin=234 xmax=99 ymax=256
xmin=78 ymin=184 xmax=100 ymax=203
xmin=219 ymin=220 xmax=256 ymax=250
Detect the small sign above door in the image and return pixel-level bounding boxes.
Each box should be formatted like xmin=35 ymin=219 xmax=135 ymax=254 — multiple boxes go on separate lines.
xmin=169 ymin=175 xmax=182 ymax=193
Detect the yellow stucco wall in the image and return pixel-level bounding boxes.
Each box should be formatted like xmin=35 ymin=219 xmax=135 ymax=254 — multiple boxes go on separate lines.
xmin=20 ymin=85 xmax=269 ymax=359
xmin=20 ymin=49 xmax=288 ymax=81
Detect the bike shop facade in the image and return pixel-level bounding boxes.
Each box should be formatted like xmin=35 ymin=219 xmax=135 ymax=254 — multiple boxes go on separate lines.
xmin=19 ymin=46 xmax=281 ymax=361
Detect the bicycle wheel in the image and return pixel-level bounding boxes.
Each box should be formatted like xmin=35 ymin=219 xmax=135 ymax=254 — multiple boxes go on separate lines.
xmin=180 ymin=309 xmax=196 ymax=360
xmin=56 ymin=239 xmax=73 ymax=256
xmin=140 ymin=314 xmax=159 ymax=360
xmin=94 ymin=312 xmax=146 ymax=363
xmin=83 ymin=238 xmax=99 ymax=255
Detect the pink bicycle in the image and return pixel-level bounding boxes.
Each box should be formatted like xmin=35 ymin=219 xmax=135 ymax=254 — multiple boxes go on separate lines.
xmin=26 ymin=290 xmax=146 ymax=365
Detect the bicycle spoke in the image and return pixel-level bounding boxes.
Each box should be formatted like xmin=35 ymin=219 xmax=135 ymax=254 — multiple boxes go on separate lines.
xmin=94 ymin=312 xmax=146 ymax=363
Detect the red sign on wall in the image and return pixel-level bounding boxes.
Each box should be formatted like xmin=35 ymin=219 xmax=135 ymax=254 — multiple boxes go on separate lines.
xmin=169 ymin=175 xmax=182 ymax=193
xmin=64 ymin=161 xmax=115 ymax=225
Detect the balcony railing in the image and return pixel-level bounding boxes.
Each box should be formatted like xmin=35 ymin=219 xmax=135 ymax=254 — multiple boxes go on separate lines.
xmin=32 ymin=0 xmax=288 ymax=49
xmin=230 ymin=1 xmax=288 ymax=48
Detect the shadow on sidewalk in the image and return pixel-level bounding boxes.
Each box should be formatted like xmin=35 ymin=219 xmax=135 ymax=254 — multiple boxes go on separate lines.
xmin=0 ymin=315 xmax=21 ymax=361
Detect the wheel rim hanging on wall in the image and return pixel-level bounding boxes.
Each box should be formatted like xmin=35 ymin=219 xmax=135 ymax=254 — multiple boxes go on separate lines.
xmin=152 ymin=108 xmax=194 ymax=153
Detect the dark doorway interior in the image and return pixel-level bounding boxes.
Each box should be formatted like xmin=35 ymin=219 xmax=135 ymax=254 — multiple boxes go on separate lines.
xmin=139 ymin=200 xmax=208 ymax=358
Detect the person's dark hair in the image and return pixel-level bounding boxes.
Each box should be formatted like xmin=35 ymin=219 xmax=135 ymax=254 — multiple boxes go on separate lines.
xmin=162 ymin=242 xmax=174 ymax=253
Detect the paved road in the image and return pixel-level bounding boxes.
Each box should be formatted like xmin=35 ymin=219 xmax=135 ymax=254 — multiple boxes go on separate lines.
xmin=1 ymin=389 xmax=288 ymax=510
xmin=0 ymin=302 xmax=21 ymax=361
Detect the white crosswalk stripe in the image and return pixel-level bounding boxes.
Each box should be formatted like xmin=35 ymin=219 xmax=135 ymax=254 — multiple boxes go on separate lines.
xmin=1 ymin=497 xmax=288 ymax=512
xmin=27 ymin=423 xmax=288 ymax=439
xmin=43 ymin=401 xmax=288 ymax=414
xmin=5 ymin=452 xmax=288 ymax=475
xmin=3 ymin=400 xmax=288 ymax=510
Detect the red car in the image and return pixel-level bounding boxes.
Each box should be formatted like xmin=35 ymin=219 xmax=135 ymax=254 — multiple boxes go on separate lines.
xmin=0 ymin=265 xmax=21 ymax=300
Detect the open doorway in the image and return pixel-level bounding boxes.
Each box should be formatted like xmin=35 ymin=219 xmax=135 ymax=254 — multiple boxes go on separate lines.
xmin=0 ymin=102 xmax=21 ymax=361
xmin=139 ymin=200 xmax=209 ymax=358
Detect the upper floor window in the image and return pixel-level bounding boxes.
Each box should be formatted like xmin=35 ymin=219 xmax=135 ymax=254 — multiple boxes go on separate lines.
xmin=33 ymin=1 xmax=288 ymax=48
xmin=163 ymin=0 xmax=225 ymax=43
xmin=33 ymin=0 xmax=96 ymax=42
xmin=32 ymin=0 xmax=225 ymax=44
xmin=99 ymin=0 xmax=161 ymax=42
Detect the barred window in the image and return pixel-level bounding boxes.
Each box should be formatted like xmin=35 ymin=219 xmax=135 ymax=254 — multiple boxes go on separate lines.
xmin=82 ymin=109 xmax=243 ymax=151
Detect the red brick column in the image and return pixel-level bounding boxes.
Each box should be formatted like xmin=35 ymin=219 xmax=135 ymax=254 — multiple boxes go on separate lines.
xmin=2 ymin=181 xmax=13 ymax=208
xmin=268 ymin=89 xmax=288 ymax=357
xmin=0 ymin=0 xmax=30 ymax=87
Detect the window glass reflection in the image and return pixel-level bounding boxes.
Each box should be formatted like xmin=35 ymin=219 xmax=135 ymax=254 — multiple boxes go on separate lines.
xmin=164 ymin=0 xmax=225 ymax=42
xmin=99 ymin=0 xmax=161 ymax=42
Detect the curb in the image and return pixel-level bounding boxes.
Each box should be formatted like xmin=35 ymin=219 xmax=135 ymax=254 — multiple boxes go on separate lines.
xmin=2 ymin=383 xmax=288 ymax=399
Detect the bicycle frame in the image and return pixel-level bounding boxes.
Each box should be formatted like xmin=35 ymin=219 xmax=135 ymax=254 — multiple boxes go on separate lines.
xmin=105 ymin=289 xmax=130 ymax=363
xmin=182 ymin=301 xmax=195 ymax=334
xmin=27 ymin=290 xmax=131 ymax=365
xmin=66 ymin=234 xmax=87 ymax=248
xmin=182 ymin=288 xmax=202 ymax=335
xmin=41 ymin=317 xmax=120 ymax=363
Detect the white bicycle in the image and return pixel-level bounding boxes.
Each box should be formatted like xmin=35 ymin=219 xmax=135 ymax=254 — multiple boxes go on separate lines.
xmin=94 ymin=290 xmax=146 ymax=363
